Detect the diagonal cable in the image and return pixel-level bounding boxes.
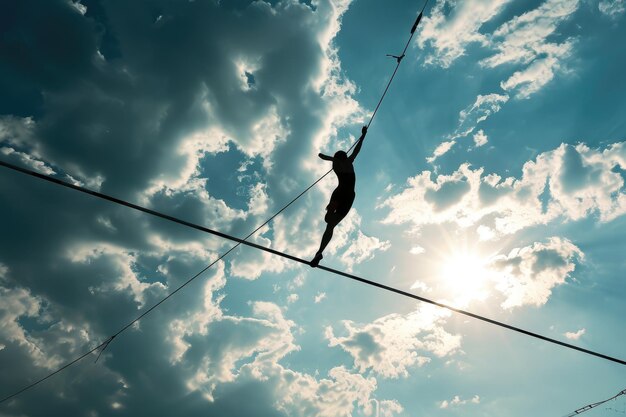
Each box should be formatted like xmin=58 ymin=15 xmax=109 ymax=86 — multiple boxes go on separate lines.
xmin=1 ymin=158 xmax=625 ymax=404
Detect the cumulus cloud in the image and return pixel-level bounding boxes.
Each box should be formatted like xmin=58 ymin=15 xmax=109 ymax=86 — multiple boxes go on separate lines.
xmin=326 ymin=305 xmax=460 ymax=378
xmin=68 ymin=243 xmax=168 ymax=308
xmin=0 ymin=279 xmax=47 ymax=367
xmin=315 ymin=292 xmax=327 ymax=303
xmin=488 ymin=237 xmax=583 ymax=309
xmin=473 ymin=130 xmax=488 ymax=147
xmin=382 ymin=141 xmax=626 ymax=237
xmin=564 ymin=328 xmax=586 ymax=340
xmin=439 ymin=394 xmax=481 ymax=408
xmin=339 ymin=230 xmax=390 ymax=271
xmin=409 ymin=246 xmax=426 ymax=255
xmin=169 ymin=280 xmax=400 ymax=417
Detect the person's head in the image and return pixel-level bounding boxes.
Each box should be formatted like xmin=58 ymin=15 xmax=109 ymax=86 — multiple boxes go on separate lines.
xmin=334 ymin=150 xmax=348 ymax=160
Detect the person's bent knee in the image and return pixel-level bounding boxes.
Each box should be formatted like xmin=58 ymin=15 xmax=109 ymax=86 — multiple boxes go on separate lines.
xmin=325 ymin=215 xmax=340 ymax=227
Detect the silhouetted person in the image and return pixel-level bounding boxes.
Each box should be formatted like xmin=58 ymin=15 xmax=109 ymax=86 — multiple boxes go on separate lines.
xmin=310 ymin=126 xmax=367 ymax=267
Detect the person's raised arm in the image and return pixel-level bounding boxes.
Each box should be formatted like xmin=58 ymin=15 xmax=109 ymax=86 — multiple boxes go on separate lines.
xmin=348 ymin=126 xmax=367 ymax=163
xmin=318 ymin=153 xmax=334 ymax=161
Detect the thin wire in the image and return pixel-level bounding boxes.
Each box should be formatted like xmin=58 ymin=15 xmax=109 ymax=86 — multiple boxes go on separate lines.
xmin=0 ymin=1 xmax=430 ymax=402
xmin=565 ymin=389 xmax=626 ymax=417
xmin=2 ymin=159 xmax=626 ymax=372
xmin=366 ymin=0 xmax=426 ymax=129
xmin=0 ymin=341 xmax=106 ymax=404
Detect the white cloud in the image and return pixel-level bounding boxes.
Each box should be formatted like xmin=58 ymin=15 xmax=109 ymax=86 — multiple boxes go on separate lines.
xmin=0 ymin=116 xmax=106 ymax=189
xmin=482 ymin=0 xmax=579 ymax=67
xmin=288 ymin=273 xmax=306 ymax=291
xmin=326 ymin=305 xmax=460 ymax=378
xmin=266 ymin=365 xmax=391 ymax=417
xmin=287 ymin=293 xmax=299 ymax=304
xmin=182 ymin=301 xmax=299 ymax=401
xmin=417 ymin=0 xmax=512 ymax=68
xmin=68 ymin=0 xmax=87 ymax=15
xmin=0 ymin=284 xmax=45 ymax=364
xmin=0 ymin=267 xmax=96 ymax=372
xmin=431 ymin=94 xmax=507 ymax=159
xmin=228 ymin=228 xmax=290 ymax=280
xmin=247 ymin=182 xmax=270 ymax=216
xmin=170 ymin=279 xmax=401 ymax=417
xmin=426 ymin=140 xmax=456 ymax=163
xmin=489 ymin=237 xmax=583 ymax=309
xmin=440 ymin=394 xmax=481 ymax=408
xmin=483 ymin=0 xmax=580 ymax=98
xmin=420 ymin=0 xmax=581 ymax=163
xmin=409 ymin=246 xmax=426 ymax=255
xmin=599 ymin=0 xmax=625 ymax=18
xmin=410 ymin=280 xmax=431 ymax=292
xmin=369 ymin=399 xmax=405 ymax=417
xmin=477 ymin=225 xmax=496 ymax=241
xmin=339 ymin=230 xmax=391 ymax=271
xmin=1 ymin=146 xmax=56 ymax=175
xmin=315 ymin=292 xmax=327 ymax=303
xmin=500 ymin=46 xmax=574 ymax=98
xmin=381 ymin=141 xmax=626 ymax=237
xmin=455 ymin=94 xmax=509 ymax=139
xmin=564 ymin=328 xmax=586 ymax=340
xmin=67 ymin=243 xmax=167 ymax=308
xmin=473 ymin=130 xmax=488 ymax=147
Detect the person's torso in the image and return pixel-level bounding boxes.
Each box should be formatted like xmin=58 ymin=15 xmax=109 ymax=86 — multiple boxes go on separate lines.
xmin=333 ymin=160 xmax=355 ymax=190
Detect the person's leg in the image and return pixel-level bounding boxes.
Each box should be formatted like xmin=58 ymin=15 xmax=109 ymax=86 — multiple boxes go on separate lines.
xmin=317 ymin=223 xmax=335 ymax=255
xmin=311 ymin=191 xmax=354 ymax=267
xmin=311 ymin=209 xmax=340 ymax=267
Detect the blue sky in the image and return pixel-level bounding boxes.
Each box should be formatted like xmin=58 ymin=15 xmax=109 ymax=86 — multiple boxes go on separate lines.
xmin=1 ymin=0 xmax=625 ymax=416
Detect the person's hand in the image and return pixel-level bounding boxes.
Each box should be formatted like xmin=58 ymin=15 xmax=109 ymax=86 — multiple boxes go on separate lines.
xmin=361 ymin=126 xmax=368 ymax=136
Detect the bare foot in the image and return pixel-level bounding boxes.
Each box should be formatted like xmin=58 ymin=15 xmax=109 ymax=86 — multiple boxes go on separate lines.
xmin=310 ymin=252 xmax=323 ymax=268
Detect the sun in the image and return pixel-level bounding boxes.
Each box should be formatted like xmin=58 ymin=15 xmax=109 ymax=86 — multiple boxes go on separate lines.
xmin=439 ymin=251 xmax=490 ymax=304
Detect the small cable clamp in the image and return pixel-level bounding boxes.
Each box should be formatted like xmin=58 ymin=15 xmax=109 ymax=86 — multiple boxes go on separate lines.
xmin=94 ymin=335 xmax=116 ymax=363
xmin=386 ymin=53 xmax=405 ymax=63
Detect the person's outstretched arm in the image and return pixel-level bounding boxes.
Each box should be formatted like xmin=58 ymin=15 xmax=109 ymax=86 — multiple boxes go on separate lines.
xmin=318 ymin=153 xmax=334 ymax=161
xmin=348 ymin=126 xmax=367 ymax=163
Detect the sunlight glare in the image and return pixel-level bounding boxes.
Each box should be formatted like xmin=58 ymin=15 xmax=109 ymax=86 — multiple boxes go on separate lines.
xmin=440 ymin=252 xmax=490 ymax=305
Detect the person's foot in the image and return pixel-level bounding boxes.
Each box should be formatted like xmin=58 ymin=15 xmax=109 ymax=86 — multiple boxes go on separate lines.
xmin=310 ymin=252 xmax=323 ymax=268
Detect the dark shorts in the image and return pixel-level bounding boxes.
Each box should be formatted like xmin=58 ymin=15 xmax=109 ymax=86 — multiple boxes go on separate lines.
xmin=325 ymin=188 xmax=355 ymax=225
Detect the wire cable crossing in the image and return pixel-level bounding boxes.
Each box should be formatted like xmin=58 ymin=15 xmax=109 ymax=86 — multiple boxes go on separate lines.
xmin=0 ymin=1 xmax=429 ymax=403
xmin=1 ymin=158 xmax=625 ymax=387
xmin=2 ymin=0 xmax=622 ymax=408
xmin=1 ymin=159 xmax=625 ymax=406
